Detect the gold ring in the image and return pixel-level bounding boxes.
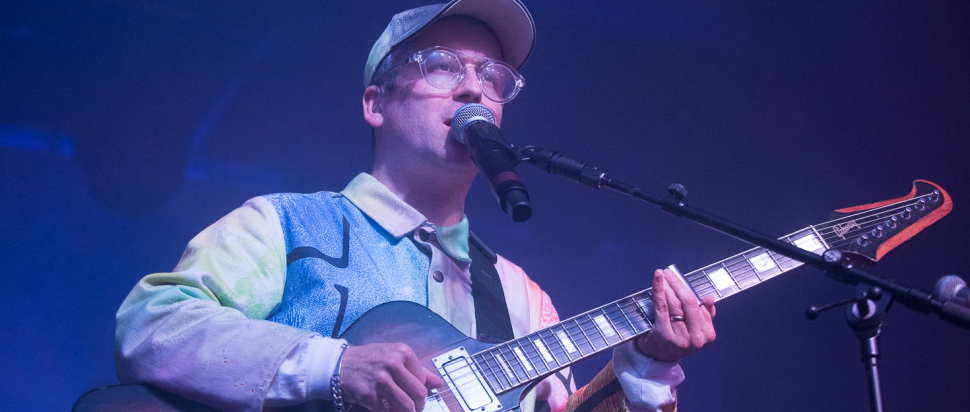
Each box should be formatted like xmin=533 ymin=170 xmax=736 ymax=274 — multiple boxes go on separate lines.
xmin=671 ymin=315 xmax=685 ymax=322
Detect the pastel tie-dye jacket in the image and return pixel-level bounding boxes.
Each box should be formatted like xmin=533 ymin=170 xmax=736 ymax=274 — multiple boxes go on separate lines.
xmin=115 ymin=173 xmax=582 ymax=411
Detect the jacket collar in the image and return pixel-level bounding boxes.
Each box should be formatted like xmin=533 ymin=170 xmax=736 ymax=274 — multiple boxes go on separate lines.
xmin=341 ymin=173 xmax=470 ymax=262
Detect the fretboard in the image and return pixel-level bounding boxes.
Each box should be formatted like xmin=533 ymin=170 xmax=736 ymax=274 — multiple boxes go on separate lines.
xmin=470 ymin=186 xmax=944 ymax=393
xmin=470 ymin=228 xmax=829 ymax=393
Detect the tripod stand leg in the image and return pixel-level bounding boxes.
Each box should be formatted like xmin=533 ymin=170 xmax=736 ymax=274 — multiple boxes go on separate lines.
xmin=861 ymin=335 xmax=884 ymax=412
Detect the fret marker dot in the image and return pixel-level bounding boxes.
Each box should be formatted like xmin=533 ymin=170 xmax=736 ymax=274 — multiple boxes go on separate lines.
xmin=593 ymin=315 xmax=616 ymax=337
xmin=793 ymin=235 xmax=824 ymax=253
xmin=708 ymin=268 xmax=734 ymax=291
xmin=750 ymin=253 xmax=776 ymax=272
xmin=556 ymin=331 xmax=577 ymax=353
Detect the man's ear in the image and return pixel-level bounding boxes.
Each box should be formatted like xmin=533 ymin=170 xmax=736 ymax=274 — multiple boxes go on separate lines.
xmin=362 ymin=85 xmax=383 ymax=128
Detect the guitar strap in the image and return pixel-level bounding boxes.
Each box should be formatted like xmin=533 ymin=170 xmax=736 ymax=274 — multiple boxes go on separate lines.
xmin=468 ymin=230 xmax=515 ymax=343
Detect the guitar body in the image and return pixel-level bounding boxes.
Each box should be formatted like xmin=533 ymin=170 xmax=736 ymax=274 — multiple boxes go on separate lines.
xmin=342 ymin=301 xmax=528 ymax=412
xmin=282 ymin=301 xmax=529 ymax=412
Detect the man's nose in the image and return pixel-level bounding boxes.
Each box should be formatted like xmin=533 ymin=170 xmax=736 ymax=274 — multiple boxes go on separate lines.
xmin=453 ymin=65 xmax=483 ymax=102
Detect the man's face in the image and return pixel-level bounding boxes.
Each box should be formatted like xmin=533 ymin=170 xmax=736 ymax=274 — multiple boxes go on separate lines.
xmin=374 ymin=16 xmax=505 ymax=175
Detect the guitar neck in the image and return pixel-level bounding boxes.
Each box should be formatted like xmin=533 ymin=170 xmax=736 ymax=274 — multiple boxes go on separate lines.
xmin=471 ymin=185 xmax=946 ymax=393
xmin=471 ymin=227 xmax=826 ymax=393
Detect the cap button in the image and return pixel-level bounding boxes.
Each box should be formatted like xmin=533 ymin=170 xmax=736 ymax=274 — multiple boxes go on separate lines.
xmin=433 ymin=270 xmax=444 ymax=283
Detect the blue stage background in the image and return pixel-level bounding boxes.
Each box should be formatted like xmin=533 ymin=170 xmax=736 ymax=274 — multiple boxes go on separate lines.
xmin=1 ymin=1 xmax=968 ymax=410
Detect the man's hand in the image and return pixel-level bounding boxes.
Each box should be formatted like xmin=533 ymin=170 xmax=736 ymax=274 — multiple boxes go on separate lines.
xmin=340 ymin=343 xmax=445 ymax=412
xmin=635 ymin=269 xmax=717 ymax=362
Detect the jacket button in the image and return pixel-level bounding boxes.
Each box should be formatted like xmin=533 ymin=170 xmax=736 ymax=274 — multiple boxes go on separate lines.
xmin=433 ymin=270 xmax=444 ymax=283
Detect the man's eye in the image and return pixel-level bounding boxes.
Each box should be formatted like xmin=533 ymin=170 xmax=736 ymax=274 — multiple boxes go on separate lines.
xmin=482 ymin=72 xmax=496 ymax=84
xmin=428 ymin=62 xmax=457 ymax=73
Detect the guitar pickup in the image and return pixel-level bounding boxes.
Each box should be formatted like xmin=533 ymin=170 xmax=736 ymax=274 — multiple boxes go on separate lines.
xmin=432 ymin=346 xmax=503 ymax=412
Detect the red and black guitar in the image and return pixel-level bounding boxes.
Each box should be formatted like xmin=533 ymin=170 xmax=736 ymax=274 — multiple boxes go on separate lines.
xmin=74 ymin=181 xmax=952 ymax=412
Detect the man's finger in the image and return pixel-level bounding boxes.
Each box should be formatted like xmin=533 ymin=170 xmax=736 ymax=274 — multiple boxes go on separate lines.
xmin=424 ymin=368 xmax=444 ymax=389
xmin=651 ymin=269 xmax=672 ymax=333
xmin=390 ymin=362 xmax=430 ymax=411
xmin=381 ymin=383 xmax=417 ymax=412
xmin=662 ymin=270 xmax=697 ymax=306
xmin=702 ymin=295 xmax=716 ymax=318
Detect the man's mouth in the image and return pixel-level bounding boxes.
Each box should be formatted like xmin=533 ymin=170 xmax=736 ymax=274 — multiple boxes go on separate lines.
xmin=444 ymin=118 xmax=453 ymax=127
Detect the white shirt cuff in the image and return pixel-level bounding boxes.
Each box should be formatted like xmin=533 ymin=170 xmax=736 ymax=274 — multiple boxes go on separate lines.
xmin=611 ymin=341 xmax=685 ymax=412
xmin=265 ymin=335 xmax=348 ymax=405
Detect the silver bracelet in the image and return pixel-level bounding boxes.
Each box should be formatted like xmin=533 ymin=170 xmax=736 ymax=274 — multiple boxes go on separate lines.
xmin=331 ymin=342 xmax=350 ymax=412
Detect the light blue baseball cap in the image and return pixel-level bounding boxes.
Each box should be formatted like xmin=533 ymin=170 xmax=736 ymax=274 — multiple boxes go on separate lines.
xmin=364 ymin=0 xmax=535 ymax=87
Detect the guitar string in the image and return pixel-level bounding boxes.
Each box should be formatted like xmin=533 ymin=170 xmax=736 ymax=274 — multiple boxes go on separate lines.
xmin=809 ymin=191 xmax=938 ymax=231
xmin=683 ymin=208 xmax=918 ymax=300
xmin=815 ymin=199 xmax=929 ymax=240
xmin=479 ymin=299 xmax=651 ymax=379
xmin=685 ymin=250 xmax=804 ymax=300
xmin=437 ymin=298 xmax=654 ymax=393
xmin=682 ymin=195 xmax=938 ymax=300
xmin=440 ymin=190 xmax=944 ymax=392
xmin=822 ymin=204 xmax=928 ymax=248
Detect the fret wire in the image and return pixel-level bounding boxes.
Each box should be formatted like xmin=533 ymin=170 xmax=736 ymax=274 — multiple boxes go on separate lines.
xmin=537 ymin=330 xmax=565 ymax=367
xmin=470 ymin=224 xmax=875 ymax=392
xmin=572 ymin=318 xmax=594 ymax=355
xmin=471 ymin=353 xmax=502 ymax=391
xmin=478 ymin=351 xmax=509 ymax=391
xmin=673 ymin=198 xmax=942 ymax=306
xmin=506 ymin=342 xmax=533 ymax=381
xmin=808 ymin=225 xmax=830 ymax=249
xmin=720 ymin=262 xmax=741 ymax=290
xmin=472 ymin=354 xmax=508 ymax=390
xmin=634 ymin=292 xmax=654 ymax=328
xmin=694 ymin=279 xmax=720 ymax=300
xmin=508 ymin=340 xmax=538 ymax=379
xmin=615 ymin=301 xmax=640 ymax=337
xmin=549 ymin=324 xmax=577 ymax=362
xmin=617 ymin=298 xmax=643 ymax=332
xmin=615 ymin=300 xmax=640 ymax=336
xmin=696 ymin=270 xmax=724 ymax=299
xmin=585 ymin=313 xmax=608 ymax=349
xmin=743 ymin=252 xmax=766 ymax=282
xmin=520 ymin=337 xmax=549 ymax=375
xmin=595 ymin=308 xmax=619 ymax=343
xmin=496 ymin=345 xmax=524 ymax=384
xmin=491 ymin=348 xmax=514 ymax=388
xmin=770 ymin=249 xmax=802 ymax=271
xmin=561 ymin=321 xmax=589 ymax=356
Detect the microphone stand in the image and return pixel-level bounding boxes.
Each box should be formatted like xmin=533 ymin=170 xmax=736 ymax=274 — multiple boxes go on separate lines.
xmin=513 ymin=144 xmax=970 ymax=412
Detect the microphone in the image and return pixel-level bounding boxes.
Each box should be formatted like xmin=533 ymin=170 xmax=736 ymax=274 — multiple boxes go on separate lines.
xmin=935 ymin=275 xmax=970 ymax=306
xmin=451 ymin=104 xmax=532 ymax=222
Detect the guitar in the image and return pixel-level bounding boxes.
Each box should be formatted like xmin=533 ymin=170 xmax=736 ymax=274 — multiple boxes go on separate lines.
xmin=74 ymin=181 xmax=952 ymax=412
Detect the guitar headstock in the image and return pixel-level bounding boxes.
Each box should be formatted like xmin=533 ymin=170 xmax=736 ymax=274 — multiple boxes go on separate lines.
xmin=824 ymin=180 xmax=952 ymax=262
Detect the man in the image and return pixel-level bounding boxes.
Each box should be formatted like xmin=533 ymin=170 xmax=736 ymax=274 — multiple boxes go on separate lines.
xmin=114 ymin=1 xmax=716 ymax=411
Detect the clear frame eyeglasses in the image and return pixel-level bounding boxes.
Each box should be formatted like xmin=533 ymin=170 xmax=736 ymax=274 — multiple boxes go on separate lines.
xmin=380 ymin=46 xmax=526 ymax=103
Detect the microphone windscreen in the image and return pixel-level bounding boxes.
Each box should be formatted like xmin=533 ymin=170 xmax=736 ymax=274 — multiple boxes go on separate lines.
xmin=935 ymin=275 xmax=967 ymax=301
xmin=451 ymin=103 xmax=495 ymax=143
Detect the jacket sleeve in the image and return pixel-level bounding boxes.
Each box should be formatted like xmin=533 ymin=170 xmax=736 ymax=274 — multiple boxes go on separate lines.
xmin=114 ymin=196 xmax=321 ymax=412
xmin=564 ymin=343 xmax=682 ymax=412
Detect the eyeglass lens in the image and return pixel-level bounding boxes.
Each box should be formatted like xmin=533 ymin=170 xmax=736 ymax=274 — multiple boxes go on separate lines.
xmin=422 ymin=49 xmax=517 ymax=102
